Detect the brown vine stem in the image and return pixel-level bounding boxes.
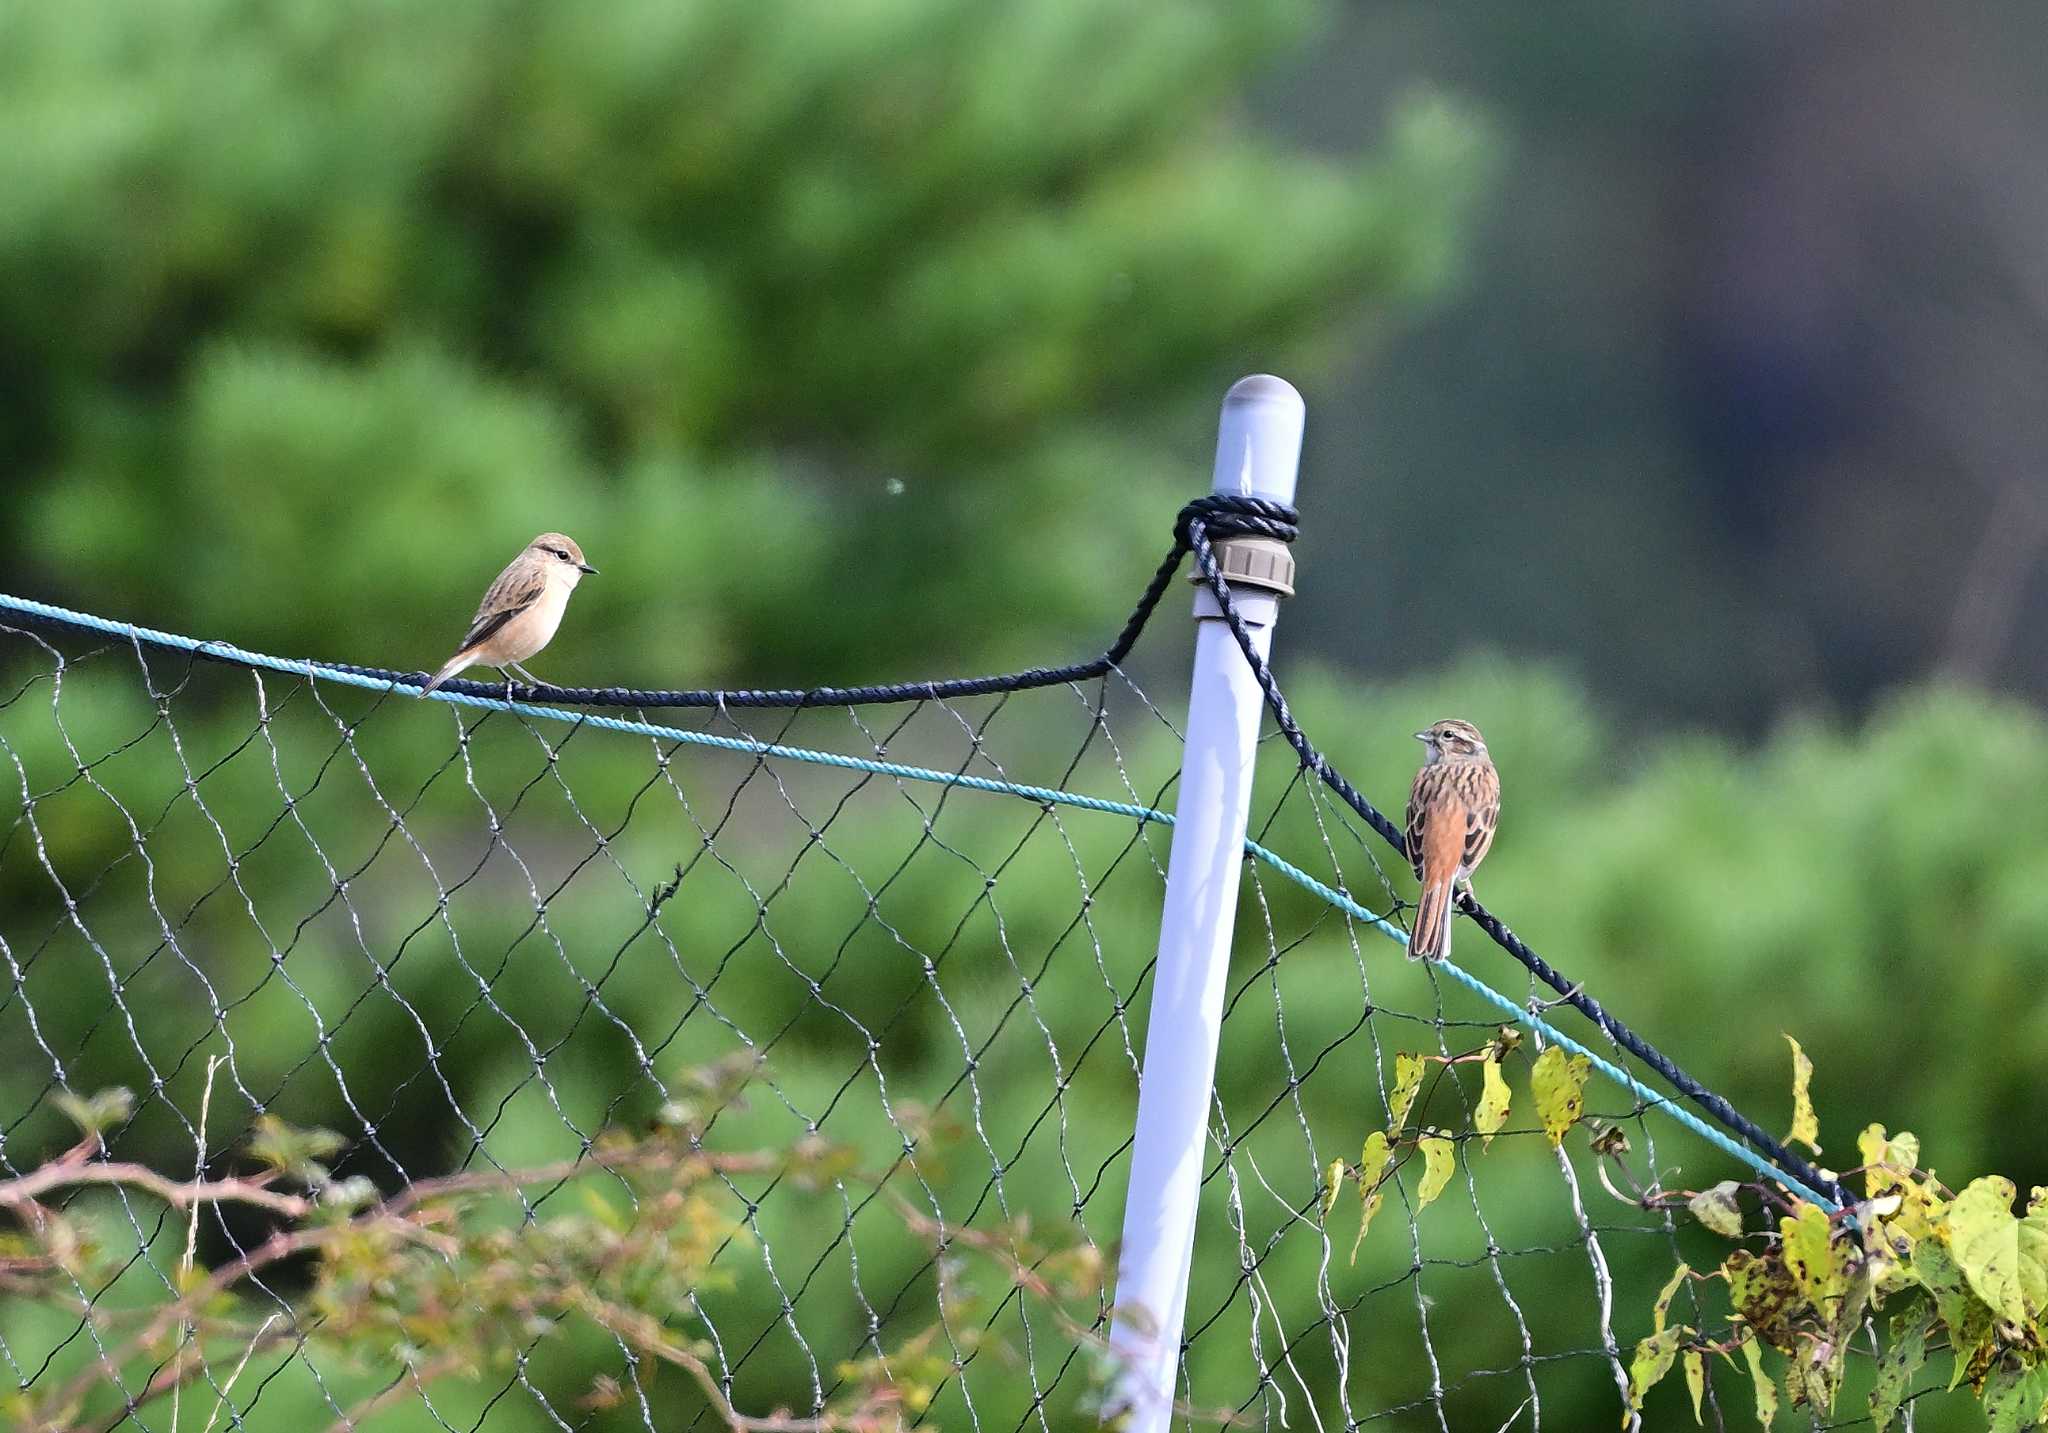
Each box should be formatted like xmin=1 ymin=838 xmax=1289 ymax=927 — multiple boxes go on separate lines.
xmin=0 ymin=1162 xmax=312 ymax=1219
xmin=34 ymin=1222 xmax=333 ymax=1426
xmin=20 ymin=1139 xmax=819 ymax=1432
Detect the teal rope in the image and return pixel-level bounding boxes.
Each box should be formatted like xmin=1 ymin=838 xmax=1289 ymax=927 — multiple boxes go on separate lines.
xmin=0 ymin=591 xmax=1837 ymax=1209
xmin=1250 ymin=849 xmax=1839 ymax=1208
xmin=0 ymin=594 xmax=1182 ymax=822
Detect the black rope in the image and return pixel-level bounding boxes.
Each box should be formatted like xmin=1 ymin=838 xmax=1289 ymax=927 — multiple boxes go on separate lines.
xmin=6 ymin=493 xmax=1847 ymax=1202
xmin=351 ymin=493 xmax=1295 ymax=705
xmin=4 ymin=496 xmax=1287 ymax=709
xmin=1174 ymin=510 xmax=1854 ymax=1208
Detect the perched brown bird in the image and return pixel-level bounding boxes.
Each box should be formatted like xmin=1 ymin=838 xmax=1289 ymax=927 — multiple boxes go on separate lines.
xmin=422 ymin=533 xmax=597 ymax=694
xmin=1403 ymin=718 xmax=1500 ymax=961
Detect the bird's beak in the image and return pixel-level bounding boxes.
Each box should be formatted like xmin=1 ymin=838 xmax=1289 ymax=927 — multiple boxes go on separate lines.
xmin=578 ymin=563 xmax=599 ymax=575
xmin=1413 ymin=731 xmax=1431 ymax=743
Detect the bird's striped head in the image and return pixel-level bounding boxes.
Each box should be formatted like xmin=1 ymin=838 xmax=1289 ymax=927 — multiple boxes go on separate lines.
xmin=1415 ymin=718 xmax=1487 ymax=762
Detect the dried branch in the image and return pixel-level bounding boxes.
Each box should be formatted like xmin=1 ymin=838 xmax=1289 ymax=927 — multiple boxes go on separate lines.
xmin=18 ymin=1134 xmax=838 ymax=1433
xmin=0 ymin=1162 xmax=314 ymax=1220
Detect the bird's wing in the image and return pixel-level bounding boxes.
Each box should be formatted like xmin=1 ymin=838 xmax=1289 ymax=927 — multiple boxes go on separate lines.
xmin=1403 ymin=779 xmax=1429 ymax=880
xmin=1455 ymin=766 xmax=1500 ymax=871
xmin=456 ymin=560 xmax=546 ymax=654
xmin=1462 ymin=799 xmax=1497 ymax=871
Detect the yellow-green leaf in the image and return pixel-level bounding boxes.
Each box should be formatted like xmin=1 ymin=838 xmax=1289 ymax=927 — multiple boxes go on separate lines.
xmin=1414 ymin=1130 xmax=1455 ymax=1210
xmin=1869 ymin=1300 xmax=1934 ymax=1433
xmin=1780 ymin=1202 xmax=1842 ymax=1306
xmin=1361 ymin=1129 xmax=1391 ymax=1177
xmin=1350 ymin=1131 xmax=1392 ymax=1264
xmin=1858 ymin=1123 xmax=1919 ymax=1197
xmin=1912 ymin=1237 xmax=1998 ymax=1391
xmin=1387 ymin=1052 xmax=1426 ymax=1133
xmin=1817 ymin=1274 xmax=1862 ymax=1413
xmin=1941 ymin=1175 xmax=2048 ymax=1327
xmin=1652 ymin=1261 xmax=1692 ymax=1336
xmin=1689 ymin=1180 xmax=1744 ymax=1238
xmin=1475 ymin=1053 xmax=1510 ymax=1147
xmin=1783 ymin=1034 xmax=1820 ymax=1154
xmin=1323 ymin=1158 xmax=1346 ymax=1215
xmin=1884 ymin=1130 xmax=1916 ymax=1179
xmin=1530 ymin=1046 xmax=1590 ymax=1147
xmin=1724 ymin=1249 xmax=1801 ymax=1354
xmin=1910 ymin=1233 xmax=1973 ymax=1325
xmin=1893 ymin=1183 xmax=1942 ymax=1246
xmin=1860 ymin=1126 xmax=1936 ymax=1246
xmin=1739 ymin=1334 xmax=1777 ymax=1430
xmin=1983 ymin=1362 xmax=2048 ymax=1433
xmin=1789 ymin=1350 xmax=1840 ymax=1416
xmin=1683 ymin=1347 xmax=1705 ymax=1425
xmin=1625 ymin=1326 xmax=1688 ymax=1423
xmin=53 ymin=1086 xmax=134 ymax=1137
xmin=1350 ymin=1185 xmax=1383 ymax=1265
xmin=1863 ymin=1216 xmax=1913 ymax=1296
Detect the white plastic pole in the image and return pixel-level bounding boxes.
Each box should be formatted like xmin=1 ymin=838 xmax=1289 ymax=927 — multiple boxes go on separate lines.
xmin=1104 ymin=375 xmax=1304 ymax=1428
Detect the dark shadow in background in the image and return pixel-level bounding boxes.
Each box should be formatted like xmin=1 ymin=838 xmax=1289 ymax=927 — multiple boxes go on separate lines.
xmin=1267 ymin=0 xmax=2048 ymax=734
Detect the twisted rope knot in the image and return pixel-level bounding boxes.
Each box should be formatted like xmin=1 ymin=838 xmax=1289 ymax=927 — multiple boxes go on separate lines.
xmin=1174 ymin=494 xmax=1299 ymax=547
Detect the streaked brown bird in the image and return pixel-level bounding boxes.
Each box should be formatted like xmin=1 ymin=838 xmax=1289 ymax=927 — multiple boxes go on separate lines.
xmin=1403 ymin=718 xmax=1500 ymax=961
xmin=422 ymin=532 xmax=597 ymax=694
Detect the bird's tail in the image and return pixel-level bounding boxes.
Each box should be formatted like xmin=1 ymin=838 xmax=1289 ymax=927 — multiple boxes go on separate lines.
xmin=1409 ymin=877 xmax=1454 ymax=961
xmin=421 ymin=651 xmax=474 ymax=696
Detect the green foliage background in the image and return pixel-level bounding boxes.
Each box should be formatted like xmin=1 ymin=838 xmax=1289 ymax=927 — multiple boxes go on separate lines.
xmin=0 ymin=0 xmax=1477 ymax=682
xmin=0 ymin=2 xmax=2029 ymax=1430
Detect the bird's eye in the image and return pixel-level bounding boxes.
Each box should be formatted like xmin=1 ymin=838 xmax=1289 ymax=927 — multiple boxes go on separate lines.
xmin=554 ymin=549 xmax=570 ymax=561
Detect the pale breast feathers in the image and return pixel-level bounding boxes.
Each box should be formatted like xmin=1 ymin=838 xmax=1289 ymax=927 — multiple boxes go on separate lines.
xmin=458 ymin=562 xmax=548 ymax=654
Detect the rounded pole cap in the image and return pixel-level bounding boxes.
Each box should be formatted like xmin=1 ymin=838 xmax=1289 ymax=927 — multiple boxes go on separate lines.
xmin=1212 ymin=375 xmax=1304 ymax=504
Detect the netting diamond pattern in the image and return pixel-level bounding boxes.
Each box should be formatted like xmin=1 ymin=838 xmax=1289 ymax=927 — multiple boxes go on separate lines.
xmin=2 ymin=618 xmax=1727 ymax=1431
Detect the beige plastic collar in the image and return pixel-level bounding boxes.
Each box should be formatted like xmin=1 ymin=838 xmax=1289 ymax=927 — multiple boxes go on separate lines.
xmin=1188 ymin=535 xmax=1295 ymax=598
